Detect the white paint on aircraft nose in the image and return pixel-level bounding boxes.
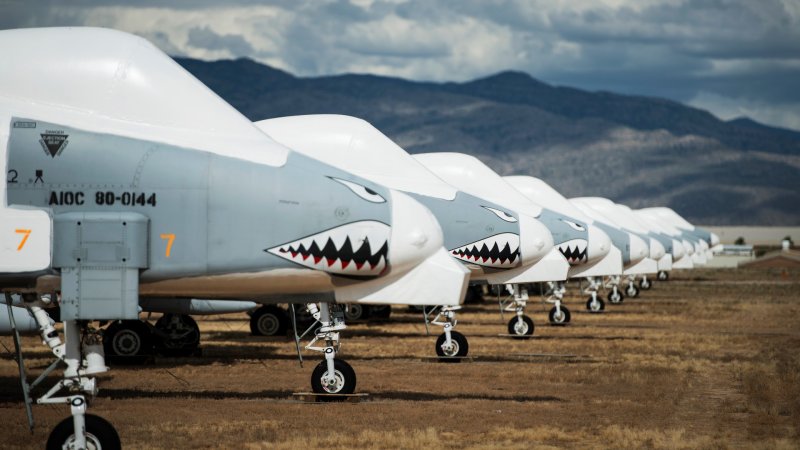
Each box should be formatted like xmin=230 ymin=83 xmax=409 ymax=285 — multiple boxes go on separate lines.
xmin=586 ymin=225 xmax=611 ymax=263
xmin=649 ymin=238 xmax=666 ymax=260
xmin=629 ymin=234 xmax=649 ymax=264
xmin=387 ymin=190 xmax=444 ymax=275
xmin=671 ymin=239 xmax=685 ymax=260
xmin=518 ymin=214 xmax=554 ymax=265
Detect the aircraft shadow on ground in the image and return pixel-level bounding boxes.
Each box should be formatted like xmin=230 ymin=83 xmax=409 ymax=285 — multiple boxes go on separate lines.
xmin=95 ymin=387 xmax=564 ymax=404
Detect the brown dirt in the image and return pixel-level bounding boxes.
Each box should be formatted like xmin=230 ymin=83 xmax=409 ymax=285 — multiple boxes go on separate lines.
xmin=2 ymin=267 xmax=799 ymax=449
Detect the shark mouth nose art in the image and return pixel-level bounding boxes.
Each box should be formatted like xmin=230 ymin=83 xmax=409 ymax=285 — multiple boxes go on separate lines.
xmin=558 ymin=238 xmax=588 ymax=265
xmin=450 ymin=233 xmax=520 ymax=268
xmin=266 ymin=221 xmax=390 ymax=276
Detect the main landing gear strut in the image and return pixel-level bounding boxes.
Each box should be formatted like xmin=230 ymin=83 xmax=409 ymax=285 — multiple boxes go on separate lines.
xmin=545 ymin=282 xmax=571 ymax=325
xmin=425 ymin=305 xmax=468 ymax=359
xmin=4 ymin=292 xmax=121 ymax=450
xmin=583 ymin=277 xmax=605 ymax=313
xmin=625 ymin=275 xmax=641 ymax=298
xmin=302 ymin=303 xmax=356 ymax=395
xmin=605 ymin=275 xmax=624 ymax=304
xmin=499 ymin=284 xmax=534 ymax=338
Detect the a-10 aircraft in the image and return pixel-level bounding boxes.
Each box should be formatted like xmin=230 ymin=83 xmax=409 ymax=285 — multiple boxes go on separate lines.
xmin=256 ymin=115 xmax=559 ymax=347
xmin=255 ymin=115 xmax=620 ymax=342
xmin=0 ymin=27 xmax=473 ymax=448
xmin=412 ymin=152 xmax=614 ymax=330
xmin=505 ymin=176 xmax=650 ymax=309
xmin=0 ymin=27 xmax=719 ymax=450
xmin=571 ymin=198 xmax=672 ymax=295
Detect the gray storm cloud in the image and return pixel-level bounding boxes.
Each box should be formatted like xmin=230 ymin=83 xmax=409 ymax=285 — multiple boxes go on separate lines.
xmin=1 ymin=0 xmax=798 ymax=130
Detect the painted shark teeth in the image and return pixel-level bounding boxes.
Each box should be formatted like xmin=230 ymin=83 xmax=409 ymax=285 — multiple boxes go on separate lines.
xmin=557 ymin=238 xmax=589 ymax=265
xmin=449 ymin=233 xmax=521 ymax=268
xmin=266 ymin=221 xmax=390 ymax=276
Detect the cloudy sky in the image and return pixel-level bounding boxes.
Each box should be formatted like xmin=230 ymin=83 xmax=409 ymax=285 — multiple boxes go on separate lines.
xmin=3 ymin=0 xmax=799 ymax=131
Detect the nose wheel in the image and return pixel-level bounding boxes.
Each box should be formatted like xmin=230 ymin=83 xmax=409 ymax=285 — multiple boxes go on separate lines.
xmin=626 ymin=282 xmax=640 ymax=298
xmin=549 ymin=305 xmax=571 ymax=324
xmin=658 ymin=270 xmax=669 ymax=281
xmin=545 ymin=282 xmax=571 ymax=325
xmin=302 ymin=303 xmax=358 ymax=397
xmin=499 ymin=284 xmax=535 ymax=338
xmin=435 ymin=330 xmax=469 ymax=358
xmin=585 ymin=296 xmax=605 ymax=313
xmin=46 ymin=413 xmax=121 ymax=450
xmin=639 ymin=276 xmax=652 ymax=290
xmin=583 ymin=278 xmax=604 ymax=314
xmin=607 ymin=287 xmax=624 ymax=304
xmin=507 ymin=314 xmax=534 ymax=338
xmin=311 ymin=358 xmax=356 ymax=396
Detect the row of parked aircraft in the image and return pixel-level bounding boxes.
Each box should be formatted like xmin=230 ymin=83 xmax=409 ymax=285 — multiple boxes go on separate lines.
xmin=0 ymin=28 xmax=719 ymax=449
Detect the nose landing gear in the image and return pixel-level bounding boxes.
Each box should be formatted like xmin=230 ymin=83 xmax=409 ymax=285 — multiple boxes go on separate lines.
xmin=304 ymin=303 xmax=356 ymax=396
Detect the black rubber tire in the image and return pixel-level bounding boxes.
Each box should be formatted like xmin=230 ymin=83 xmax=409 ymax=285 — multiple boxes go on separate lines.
xmin=369 ymin=305 xmax=392 ymax=320
xmin=658 ymin=270 xmax=669 ymax=281
xmin=249 ymin=305 xmax=288 ymax=336
xmin=607 ymin=289 xmax=624 ymax=304
xmin=585 ymin=296 xmax=604 ymax=312
xmin=435 ymin=330 xmax=469 ymax=358
xmin=639 ymin=278 xmax=652 ymax=290
xmin=549 ymin=306 xmax=571 ymax=325
xmin=103 ymin=320 xmax=153 ymax=364
xmin=154 ymin=314 xmax=200 ymax=357
xmin=344 ymin=304 xmax=368 ymax=321
xmin=626 ymin=284 xmax=641 ymax=298
xmin=507 ymin=315 xmax=534 ymax=338
xmin=311 ymin=359 xmax=357 ymax=396
xmin=46 ymin=414 xmax=121 ymax=450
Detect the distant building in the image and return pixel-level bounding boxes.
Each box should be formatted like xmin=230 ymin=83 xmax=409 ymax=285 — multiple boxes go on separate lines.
xmin=703 ymin=226 xmax=800 ymax=246
xmin=739 ymin=249 xmax=800 ymax=269
xmin=708 ymin=245 xmax=755 ymax=268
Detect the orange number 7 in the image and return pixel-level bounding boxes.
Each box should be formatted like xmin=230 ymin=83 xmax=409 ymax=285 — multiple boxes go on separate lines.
xmin=15 ymin=229 xmax=31 ymax=251
xmin=160 ymin=233 xmax=175 ymax=258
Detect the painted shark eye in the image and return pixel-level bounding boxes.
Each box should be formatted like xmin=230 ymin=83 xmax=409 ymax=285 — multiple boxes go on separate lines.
xmin=561 ymin=219 xmax=586 ymax=231
xmin=331 ymin=178 xmax=386 ymax=203
xmin=482 ymin=206 xmax=518 ymax=223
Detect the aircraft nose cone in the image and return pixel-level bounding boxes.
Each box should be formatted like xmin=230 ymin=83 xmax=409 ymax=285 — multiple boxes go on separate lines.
xmin=649 ymin=238 xmax=666 ymax=260
xmin=671 ymin=239 xmax=685 ymax=259
xmin=682 ymin=240 xmax=695 ymax=255
xmin=629 ymin=234 xmax=649 ymax=264
xmin=388 ymin=190 xmax=444 ymax=274
xmin=710 ymin=232 xmax=720 ymax=246
xmin=586 ymin=224 xmax=611 ymax=262
xmin=518 ymin=214 xmax=555 ymax=265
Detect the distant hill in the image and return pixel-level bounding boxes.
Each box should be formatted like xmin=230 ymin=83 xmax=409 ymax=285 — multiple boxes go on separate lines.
xmin=176 ymin=57 xmax=800 ymax=225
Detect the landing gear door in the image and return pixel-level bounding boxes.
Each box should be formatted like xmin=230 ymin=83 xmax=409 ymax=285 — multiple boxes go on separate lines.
xmin=53 ymin=212 xmax=149 ymax=321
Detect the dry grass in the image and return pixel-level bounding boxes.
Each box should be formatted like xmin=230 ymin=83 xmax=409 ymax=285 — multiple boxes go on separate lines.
xmin=1 ymin=267 xmax=798 ymax=448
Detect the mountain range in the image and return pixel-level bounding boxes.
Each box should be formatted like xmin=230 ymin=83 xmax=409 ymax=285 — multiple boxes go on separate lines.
xmin=176 ymin=57 xmax=800 ymax=225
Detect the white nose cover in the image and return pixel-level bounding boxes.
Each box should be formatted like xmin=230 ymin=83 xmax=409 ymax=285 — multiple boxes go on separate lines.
xmin=671 ymin=239 xmax=685 ymax=259
xmin=585 ymin=225 xmax=611 ymax=263
xmin=629 ymin=234 xmax=649 ymax=265
xmin=648 ymin=238 xmax=666 ymax=260
xmin=388 ymin=190 xmax=444 ymax=275
xmin=518 ymin=213 xmax=554 ymax=266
